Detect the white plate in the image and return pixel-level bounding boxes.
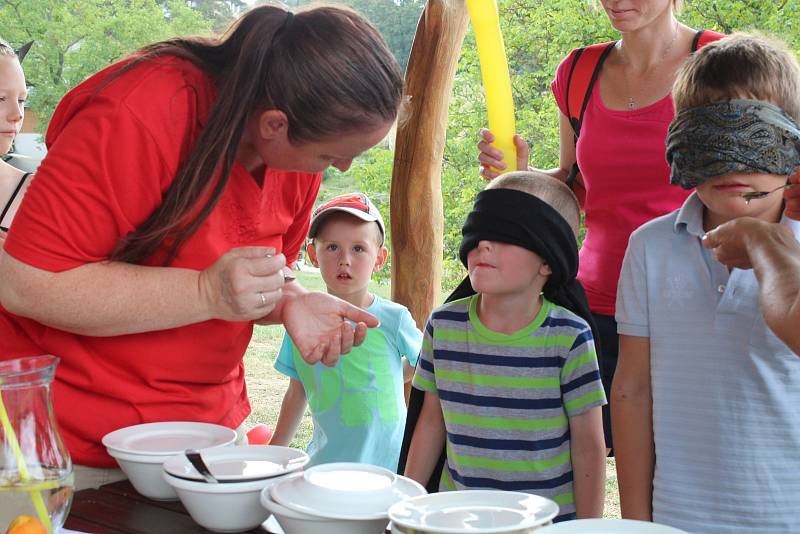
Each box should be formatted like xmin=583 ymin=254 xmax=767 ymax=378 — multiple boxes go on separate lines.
xmin=102 ymin=421 xmax=237 ymax=456
xmin=388 ymin=490 xmax=559 ymax=533
xmin=163 ymin=445 xmax=309 ymax=482
xmin=270 ymin=463 xmax=427 ymax=520
xmin=535 ymin=519 xmax=690 ymax=533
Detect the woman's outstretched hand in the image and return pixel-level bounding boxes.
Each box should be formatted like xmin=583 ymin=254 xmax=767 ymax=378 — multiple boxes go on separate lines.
xmin=477 ymin=128 xmax=530 ymax=180
xmin=199 ymin=246 xmax=288 ymax=322
xmin=282 ymin=292 xmax=379 ymax=366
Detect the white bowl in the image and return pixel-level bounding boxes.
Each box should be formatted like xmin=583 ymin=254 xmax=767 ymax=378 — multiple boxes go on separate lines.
xmin=107 ymin=448 xmax=183 ymax=500
xmin=102 ymin=422 xmax=237 ymax=500
xmin=102 ymin=421 xmax=237 ymax=455
xmin=269 ymin=462 xmax=427 ymax=520
xmin=163 ymin=445 xmax=309 ymax=482
xmin=534 ymin=519 xmax=690 ymax=533
xmin=388 ymin=490 xmax=559 ymax=534
xmin=163 ymin=470 xmax=293 ymax=532
xmin=260 ymin=480 xmax=389 ymax=534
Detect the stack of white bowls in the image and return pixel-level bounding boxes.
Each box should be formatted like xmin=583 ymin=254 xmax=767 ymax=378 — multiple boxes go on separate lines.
xmin=162 ymin=444 xmax=310 ymax=533
xmin=102 ymin=421 xmax=238 ymax=500
xmin=388 ymin=490 xmax=559 ymax=534
xmin=260 ymin=462 xmax=427 ymax=534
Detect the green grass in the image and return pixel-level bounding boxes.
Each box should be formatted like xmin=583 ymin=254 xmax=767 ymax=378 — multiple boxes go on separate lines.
xmin=243 ymin=269 xmax=620 ymax=518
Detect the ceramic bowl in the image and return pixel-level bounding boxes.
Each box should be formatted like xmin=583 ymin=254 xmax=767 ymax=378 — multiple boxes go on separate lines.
xmin=163 ymin=470 xmax=293 ymax=532
xmin=269 ymin=462 xmax=427 ymax=520
xmin=102 ymin=421 xmax=237 ymax=500
xmin=162 ymin=445 xmax=309 ymax=482
xmin=388 ymin=490 xmax=559 ymax=534
xmin=260 ymin=480 xmax=390 ymax=534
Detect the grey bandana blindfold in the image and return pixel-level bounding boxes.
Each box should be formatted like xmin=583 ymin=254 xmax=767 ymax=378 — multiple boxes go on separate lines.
xmin=666 ymin=99 xmax=800 ymax=190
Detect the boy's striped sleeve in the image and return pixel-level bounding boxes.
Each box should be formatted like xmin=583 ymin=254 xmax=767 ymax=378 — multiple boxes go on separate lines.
xmin=411 ymin=319 xmax=437 ymax=393
xmin=560 ymin=329 xmax=606 ymax=417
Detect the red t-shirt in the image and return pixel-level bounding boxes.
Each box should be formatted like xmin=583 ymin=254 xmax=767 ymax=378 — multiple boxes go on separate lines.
xmin=552 ymin=50 xmax=691 ymax=316
xmin=0 ymin=57 xmax=322 ymax=467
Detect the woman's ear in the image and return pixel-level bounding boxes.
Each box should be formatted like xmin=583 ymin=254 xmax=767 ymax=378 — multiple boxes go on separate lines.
xmin=305 ymin=241 xmax=320 ymax=267
xmin=257 ymin=109 xmax=289 ymax=141
xmin=540 ymin=262 xmax=553 ymax=276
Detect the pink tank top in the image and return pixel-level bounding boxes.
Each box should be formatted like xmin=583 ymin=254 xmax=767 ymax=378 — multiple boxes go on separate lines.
xmin=552 ymin=50 xmax=691 ymax=315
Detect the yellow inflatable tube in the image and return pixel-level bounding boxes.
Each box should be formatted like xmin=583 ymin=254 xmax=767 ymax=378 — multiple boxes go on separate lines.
xmin=466 ymin=0 xmax=516 ymax=172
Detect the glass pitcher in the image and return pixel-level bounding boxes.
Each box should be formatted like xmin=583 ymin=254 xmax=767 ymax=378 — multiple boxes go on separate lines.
xmin=0 ymin=355 xmax=74 ymax=533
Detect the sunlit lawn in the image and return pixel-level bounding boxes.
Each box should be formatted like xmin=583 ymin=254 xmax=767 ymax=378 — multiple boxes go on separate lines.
xmin=242 ymin=269 xmax=620 ymax=518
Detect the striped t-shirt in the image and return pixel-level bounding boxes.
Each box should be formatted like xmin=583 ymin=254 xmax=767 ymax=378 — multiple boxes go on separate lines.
xmin=412 ymin=295 xmax=606 ymax=521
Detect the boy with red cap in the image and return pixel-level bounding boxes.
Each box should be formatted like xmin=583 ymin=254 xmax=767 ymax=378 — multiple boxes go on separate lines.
xmin=269 ymin=193 xmax=422 ymax=471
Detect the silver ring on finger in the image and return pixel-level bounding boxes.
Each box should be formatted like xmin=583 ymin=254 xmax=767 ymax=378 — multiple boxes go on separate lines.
xmin=258 ymin=291 xmax=267 ymax=307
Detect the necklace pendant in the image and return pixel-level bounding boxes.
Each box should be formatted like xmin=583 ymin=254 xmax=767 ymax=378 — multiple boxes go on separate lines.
xmin=627 ymin=97 xmax=636 ymax=110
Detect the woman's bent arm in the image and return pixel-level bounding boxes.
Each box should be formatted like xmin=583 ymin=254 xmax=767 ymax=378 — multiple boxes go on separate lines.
xmin=0 ymin=246 xmax=287 ymax=336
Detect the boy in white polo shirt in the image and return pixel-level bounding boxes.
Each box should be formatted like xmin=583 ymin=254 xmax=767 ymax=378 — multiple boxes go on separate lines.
xmin=613 ymin=34 xmax=800 ymax=534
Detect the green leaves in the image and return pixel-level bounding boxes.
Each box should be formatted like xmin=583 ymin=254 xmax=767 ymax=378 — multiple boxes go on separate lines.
xmin=0 ymin=0 xmax=211 ymax=134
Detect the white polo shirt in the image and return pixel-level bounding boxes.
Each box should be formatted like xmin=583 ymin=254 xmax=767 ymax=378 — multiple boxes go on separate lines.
xmin=616 ymin=192 xmax=800 ymax=534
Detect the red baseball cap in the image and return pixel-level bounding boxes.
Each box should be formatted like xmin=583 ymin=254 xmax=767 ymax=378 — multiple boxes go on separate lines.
xmin=308 ymin=193 xmax=386 ymax=244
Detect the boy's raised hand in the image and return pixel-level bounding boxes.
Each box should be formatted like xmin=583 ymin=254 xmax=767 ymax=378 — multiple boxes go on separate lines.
xmin=477 ymin=129 xmax=530 ymax=180
xmin=282 ymin=292 xmax=378 ymax=366
xmin=784 ymin=169 xmax=800 ymax=220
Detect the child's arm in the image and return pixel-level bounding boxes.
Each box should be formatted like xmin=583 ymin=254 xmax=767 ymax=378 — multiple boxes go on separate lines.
xmin=611 ymin=334 xmax=654 ymax=521
xmin=268 ymin=378 xmax=307 ymax=446
xmin=569 ymin=406 xmax=606 ymax=518
xmin=404 ymin=390 xmax=446 ymax=485
xmin=396 ymin=309 xmax=423 ymax=384
xmin=401 ymin=356 xmax=415 ymax=382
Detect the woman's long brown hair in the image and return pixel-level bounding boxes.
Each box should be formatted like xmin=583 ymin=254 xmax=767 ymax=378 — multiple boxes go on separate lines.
xmin=109 ymin=5 xmax=403 ymax=264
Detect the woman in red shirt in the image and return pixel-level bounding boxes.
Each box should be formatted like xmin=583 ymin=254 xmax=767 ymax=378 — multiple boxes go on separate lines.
xmin=0 ymin=4 xmax=403 ymax=488
xmin=477 ymin=0 xmax=717 ymax=452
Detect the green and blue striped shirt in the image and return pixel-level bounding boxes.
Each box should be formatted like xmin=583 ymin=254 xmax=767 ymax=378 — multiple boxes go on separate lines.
xmin=412 ymin=295 xmax=605 ymax=521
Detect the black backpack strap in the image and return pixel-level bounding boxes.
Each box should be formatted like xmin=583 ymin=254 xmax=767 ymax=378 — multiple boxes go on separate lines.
xmin=0 ymin=172 xmax=31 ymax=231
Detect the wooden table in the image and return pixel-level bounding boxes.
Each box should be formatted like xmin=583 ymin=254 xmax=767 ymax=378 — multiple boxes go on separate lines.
xmin=64 ymin=481 xmax=275 ymax=533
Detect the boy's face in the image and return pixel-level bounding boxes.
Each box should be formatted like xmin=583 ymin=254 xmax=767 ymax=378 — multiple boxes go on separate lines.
xmin=695 ymin=171 xmax=787 ymax=229
xmin=466 ymin=240 xmax=552 ymax=297
xmin=306 ymin=213 xmax=387 ymax=301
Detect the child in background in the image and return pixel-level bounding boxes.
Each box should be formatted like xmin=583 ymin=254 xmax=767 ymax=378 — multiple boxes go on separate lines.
xmin=404 ymin=171 xmax=607 ymax=522
xmin=0 ymin=39 xmax=30 ymax=248
xmin=270 ymin=193 xmax=421 ymax=471
xmin=613 ymin=33 xmax=800 ymax=533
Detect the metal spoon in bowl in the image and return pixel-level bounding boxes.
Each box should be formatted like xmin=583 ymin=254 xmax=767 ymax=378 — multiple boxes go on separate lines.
xmin=185 ymin=449 xmax=218 ymax=484
xmin=740 ymin=183 xmax=795 ymax=203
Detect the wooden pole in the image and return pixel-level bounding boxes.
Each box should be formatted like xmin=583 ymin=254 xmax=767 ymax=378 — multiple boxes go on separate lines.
xmin=390 ymin=0 xmax=470 ymax=333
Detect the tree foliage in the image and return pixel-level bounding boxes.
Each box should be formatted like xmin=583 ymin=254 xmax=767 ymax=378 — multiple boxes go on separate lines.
xmin=0 ymin=0 xmax=212 ymax=132
xmin=350 ymin=0 xmax=800 ymax=291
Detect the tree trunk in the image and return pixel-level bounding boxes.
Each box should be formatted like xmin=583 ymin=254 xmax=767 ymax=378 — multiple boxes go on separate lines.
xmin=390 ymin=0 xmax=470 ymax=335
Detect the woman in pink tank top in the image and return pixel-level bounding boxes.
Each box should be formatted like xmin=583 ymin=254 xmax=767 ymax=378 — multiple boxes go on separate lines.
xmin=477 ymin=0 xmax=711 ymax=453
